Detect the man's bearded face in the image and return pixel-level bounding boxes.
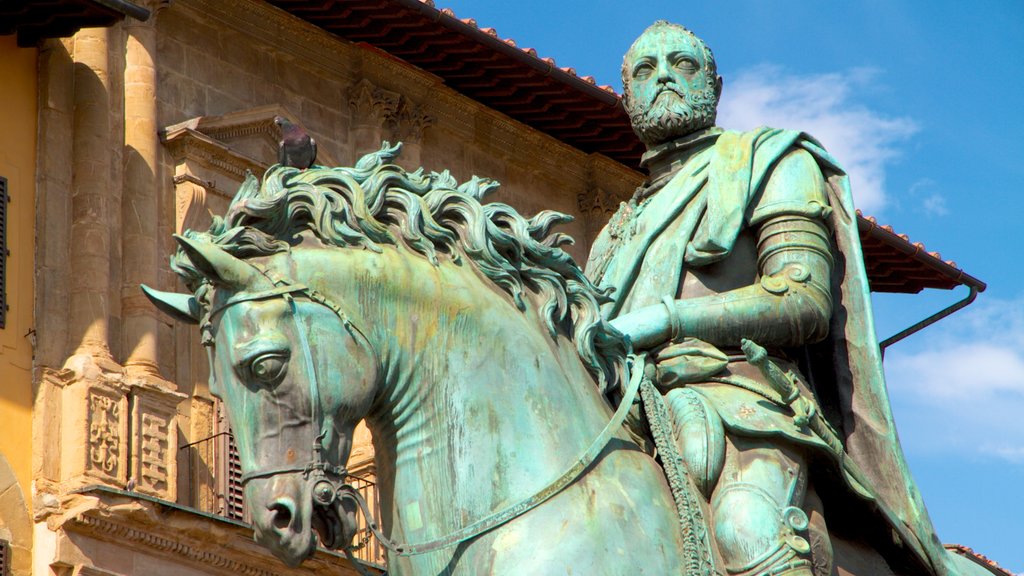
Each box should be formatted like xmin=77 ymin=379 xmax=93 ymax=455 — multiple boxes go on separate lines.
xmin=623 ymin=26 xmax=720 ymax=147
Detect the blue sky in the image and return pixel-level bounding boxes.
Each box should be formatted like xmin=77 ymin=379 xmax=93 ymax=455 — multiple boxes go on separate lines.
xmin=437 ymin=0 xmax=1024 ymax=571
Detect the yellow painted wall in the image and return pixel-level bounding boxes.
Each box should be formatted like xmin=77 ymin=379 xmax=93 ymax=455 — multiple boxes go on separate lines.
xmin=0 ymin=34 xmax=37 ymax=505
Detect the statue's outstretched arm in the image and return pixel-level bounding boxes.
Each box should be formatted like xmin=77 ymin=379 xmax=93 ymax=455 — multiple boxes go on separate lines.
xmin=611 ymin=149 xmax=834 ymax=350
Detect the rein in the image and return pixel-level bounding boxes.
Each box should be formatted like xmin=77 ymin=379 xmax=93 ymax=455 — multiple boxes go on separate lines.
xmin=208 ymin=264 xmax=648 ymax=560
xmin=359 ymin=352 xmax=647 ymax=557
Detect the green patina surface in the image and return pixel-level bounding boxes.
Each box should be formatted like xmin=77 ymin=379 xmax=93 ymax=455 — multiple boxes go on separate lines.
xmin=142 ymin=20 xmax=990 ymax=576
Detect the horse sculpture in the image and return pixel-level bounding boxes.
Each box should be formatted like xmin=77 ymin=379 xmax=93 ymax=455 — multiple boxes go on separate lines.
xmin=143 ymin=144 xmax=713 ymax=575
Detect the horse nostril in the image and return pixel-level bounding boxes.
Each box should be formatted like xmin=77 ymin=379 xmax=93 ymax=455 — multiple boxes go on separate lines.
xmin=268 ymin=498 xmax=296 ymax=531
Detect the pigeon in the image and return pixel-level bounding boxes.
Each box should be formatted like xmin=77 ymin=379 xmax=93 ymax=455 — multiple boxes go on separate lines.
xmin=274 ymin=116 xmax=317 ymax=169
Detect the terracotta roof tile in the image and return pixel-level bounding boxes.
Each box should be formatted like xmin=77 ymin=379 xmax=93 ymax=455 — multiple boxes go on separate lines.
xmin=857 ymin=212 xmax=985 ymax=293
xmin=945 ymin=544 xmax=1013 ymax=576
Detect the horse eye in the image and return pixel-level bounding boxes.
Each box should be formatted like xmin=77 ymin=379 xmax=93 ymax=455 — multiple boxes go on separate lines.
xmin=250 ymin=352 xmax=289 ymax=384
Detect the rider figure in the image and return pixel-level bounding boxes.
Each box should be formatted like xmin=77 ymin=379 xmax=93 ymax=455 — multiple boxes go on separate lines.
xmin=587 ymin=20 xmax=958 ymax=576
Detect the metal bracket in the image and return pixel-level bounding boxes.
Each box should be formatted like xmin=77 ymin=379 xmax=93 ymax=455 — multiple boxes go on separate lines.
xmin=880 ymin=285 xmax=980 ymax=357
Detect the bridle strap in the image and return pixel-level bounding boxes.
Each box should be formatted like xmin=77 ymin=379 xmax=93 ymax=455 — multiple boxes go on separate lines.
xmin=209 ymin=269 xmax=372 ymax=489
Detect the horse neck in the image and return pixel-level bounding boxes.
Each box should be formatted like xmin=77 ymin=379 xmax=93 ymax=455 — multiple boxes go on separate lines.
xmin=360 ymin=254 xmax=617 ymax=543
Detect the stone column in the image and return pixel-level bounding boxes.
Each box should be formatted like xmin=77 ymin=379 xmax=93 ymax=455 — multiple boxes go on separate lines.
xmin=347 ymin=79 xmax=400 ymax=162
xmin=121 ymin=5 xmax=163 ymax=379
xmin=68 ymin=27 xmax=114 ymax=366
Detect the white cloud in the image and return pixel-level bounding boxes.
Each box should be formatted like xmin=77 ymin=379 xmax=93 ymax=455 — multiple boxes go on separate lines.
xmin=717 ymin=65 xmax=917 ymax=214
xmin=884 ymin=295 xmax=1024 ymax=462
xmin=921 ymin=194 xmax=949 ymax=216
xmin=907 ymin=178 xmax=949 ymax=217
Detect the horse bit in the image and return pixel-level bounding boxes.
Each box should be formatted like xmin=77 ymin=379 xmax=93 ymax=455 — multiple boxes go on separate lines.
xmin=201 ymin=260 xmax=648 ymax=566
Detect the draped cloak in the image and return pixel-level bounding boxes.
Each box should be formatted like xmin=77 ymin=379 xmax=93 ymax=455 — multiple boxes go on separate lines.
xmin=585 ymin=127 xmax=958 ymax=575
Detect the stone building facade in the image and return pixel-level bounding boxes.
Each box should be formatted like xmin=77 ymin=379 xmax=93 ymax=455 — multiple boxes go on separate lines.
xmin=27 ymin=0 xmax=641 ymax=574
xmin=0 ymin=0 xmax=996 ymax=575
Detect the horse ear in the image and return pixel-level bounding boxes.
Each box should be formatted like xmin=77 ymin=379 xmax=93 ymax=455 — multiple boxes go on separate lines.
xmin=174 ymin=234 xmax=261 ymax=289
xmin=141 ymin=284 xmax=201 ymax=324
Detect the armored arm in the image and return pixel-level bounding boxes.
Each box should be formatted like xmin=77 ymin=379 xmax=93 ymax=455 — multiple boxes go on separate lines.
xmin=611 ymin=149 xmax=835 ymax=350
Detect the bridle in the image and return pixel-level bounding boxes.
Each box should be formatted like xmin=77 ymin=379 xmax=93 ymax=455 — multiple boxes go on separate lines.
xmin=201 ymin=261 xmax=647 ymax=565
xmin=203 ymin=264 xmax=377 ymax=524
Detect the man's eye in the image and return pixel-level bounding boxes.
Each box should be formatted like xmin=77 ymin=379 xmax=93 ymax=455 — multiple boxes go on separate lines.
xmin=674 ymin=58 xmax=697 ymax=72
xmin=634 ymin=63 xmax=654 ymax=78
xmin=250 ymin=352 xmax=289 ymax=383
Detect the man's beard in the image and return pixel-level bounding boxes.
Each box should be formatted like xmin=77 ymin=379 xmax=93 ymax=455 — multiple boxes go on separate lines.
xmin=628 ymin=86 xmax=718 ymax=147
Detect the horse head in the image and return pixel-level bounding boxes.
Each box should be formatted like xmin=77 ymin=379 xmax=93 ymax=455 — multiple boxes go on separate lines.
xmin=145 ymin=234 xmax=379 ymax=566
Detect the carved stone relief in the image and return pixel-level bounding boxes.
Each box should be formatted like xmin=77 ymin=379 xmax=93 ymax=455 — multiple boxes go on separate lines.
xmin=88 ymin=393 xmax=122 ymax=477
xmin=139 ymin=414 xmax=169 ymax=492
xmin=60 ymin=378 xmax=129 ymax=489
xmin=578 ymin=186 xmax=629 ymax=219
xmin=130 ymin=385 xmax=185 ymax=500
xmin=395 ymin=100 xmax=435 ymax=144
xmin=348 ymin=78 xmax=401 ymax=128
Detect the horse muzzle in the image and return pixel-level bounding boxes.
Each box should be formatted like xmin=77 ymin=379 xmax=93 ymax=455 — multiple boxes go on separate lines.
xmin=249 ymin=476 xmax=319 ymax=567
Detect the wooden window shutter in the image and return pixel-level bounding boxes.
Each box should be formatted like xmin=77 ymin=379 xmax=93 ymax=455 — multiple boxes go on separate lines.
xmin=215 ymin=402 xmax=246 ymax=521
xmin=0 ymin=176 xmax=8 ymax=329
xmin=0 ymin=538 xmax=10 ymax=576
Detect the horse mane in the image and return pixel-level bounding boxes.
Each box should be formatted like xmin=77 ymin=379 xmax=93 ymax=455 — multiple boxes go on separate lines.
xmin=172 ymin=142 xmax=627 ymax=392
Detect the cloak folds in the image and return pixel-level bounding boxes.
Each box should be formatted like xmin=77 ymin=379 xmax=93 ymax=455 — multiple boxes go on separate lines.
xmin=587 ymin=127 xmax=957 ymax=576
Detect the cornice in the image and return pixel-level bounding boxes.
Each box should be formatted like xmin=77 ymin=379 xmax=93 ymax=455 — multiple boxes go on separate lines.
xmin=162 ymin=127 xmax=267 ymax=188
xmin=55 ymin=490 xmax=377 ymax=576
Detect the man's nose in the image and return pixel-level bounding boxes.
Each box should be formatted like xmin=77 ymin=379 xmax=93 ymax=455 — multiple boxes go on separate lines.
xmin=656 ymin=59 xmax=673 ymax=83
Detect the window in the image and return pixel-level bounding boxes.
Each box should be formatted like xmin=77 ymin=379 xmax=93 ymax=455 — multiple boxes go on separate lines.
xmin=0 ymin=176 xmax=8 ymax=329
xmin=0 ymin=538 xmax=10 ymax=576
xmin=215 ymin=403 xmax=247 ymax=522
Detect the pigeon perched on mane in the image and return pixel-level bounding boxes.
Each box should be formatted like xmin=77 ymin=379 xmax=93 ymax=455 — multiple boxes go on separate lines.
xmin=274 ymin=116 xmax=317 ymax=169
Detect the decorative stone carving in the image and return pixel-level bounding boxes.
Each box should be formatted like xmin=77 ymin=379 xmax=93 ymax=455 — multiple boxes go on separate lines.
xmin=88 ymin=393 xmax=122 ymax=477
xmin=394 ymin=101 xmax=435 ymax=144
xmin=188 ymin=396 xmax=218 ymax=513
xmin=172 ymin=174 xmax=210 ymax=235
xmin=347 ymin=79 xmax=401 ymax=128
xmin=139 ymin=414 xmax=169 ymax=491
xmin=54 ymin=490 xmax=374 ymax=576
xmin=578 ymin=186 xmax=630 ymax=219
xmin=129 ymin=383 xmax=186 ymax=500
xmin=58 ymin=377 xmax=129 ymax=489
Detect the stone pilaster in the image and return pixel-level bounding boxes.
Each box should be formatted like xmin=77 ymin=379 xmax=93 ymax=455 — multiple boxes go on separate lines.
xmin=347 ymin=79 xmax=400 ymax=161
